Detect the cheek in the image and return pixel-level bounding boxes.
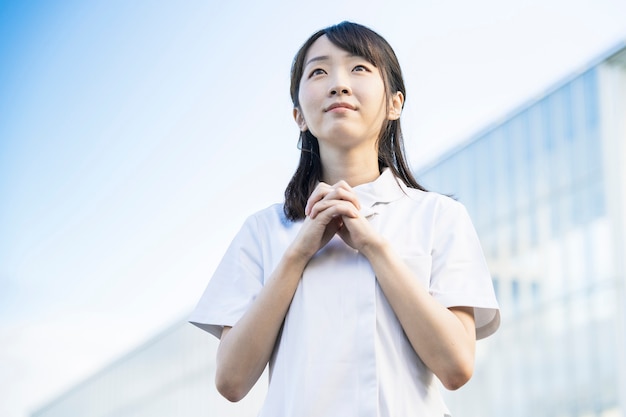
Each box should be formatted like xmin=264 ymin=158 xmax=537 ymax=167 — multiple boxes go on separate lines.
xmin=298 ymin=87 xmax=323 ymax=122
xmin=297 ymin=86 xmax=309 ymax=111
xmin=365 ymin=90 xmax=389 ymax=119
xmin=299 ymin=82 xmax=321 ymax=106
xmin=360 ymin=79 xmax=386 ymax=106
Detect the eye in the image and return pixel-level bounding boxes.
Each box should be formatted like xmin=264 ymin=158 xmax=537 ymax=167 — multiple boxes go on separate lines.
xmin=352 ymin=64 xmax=370 ymax=72
xmin=309 ymin=68 xmax=326 ymax=77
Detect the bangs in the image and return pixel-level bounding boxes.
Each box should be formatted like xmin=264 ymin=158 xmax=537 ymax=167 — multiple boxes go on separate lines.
xmin=324 ymin=23 xmax=387 ymax=68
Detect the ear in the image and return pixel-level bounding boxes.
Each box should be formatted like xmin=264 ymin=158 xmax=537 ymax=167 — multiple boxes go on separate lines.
xmin=293 ymin=107 xmax=308 ymax=132
xmin=387 ymin=91 xmax=404 ymax=121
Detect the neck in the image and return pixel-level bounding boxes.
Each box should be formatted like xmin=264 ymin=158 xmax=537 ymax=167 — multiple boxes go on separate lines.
xmin=320 ymin=145 xmax=380 ymax=186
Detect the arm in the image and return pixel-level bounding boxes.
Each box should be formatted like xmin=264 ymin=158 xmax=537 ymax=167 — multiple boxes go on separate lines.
xmin=331 ymin=198 xmax=476 ymax=390
xmin=216 ymin=248 xmax=308 ymax=402
xmin=215 ymin=182 xmax=361 ymax=402
xmin=359 ymin=239 xmax=476 ymax=390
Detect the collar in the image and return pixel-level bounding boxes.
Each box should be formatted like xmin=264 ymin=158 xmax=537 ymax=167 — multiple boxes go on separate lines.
xmin=353 ymin=168 xmax=406 ymax=217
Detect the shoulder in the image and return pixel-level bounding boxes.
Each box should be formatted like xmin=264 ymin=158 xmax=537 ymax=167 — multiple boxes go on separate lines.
xmin=400 ymin=184 xmax=466 ymax=215
xmin=247 ymin=203 xmax=292 ymax=227
xmin=240 ymin=203 xmax=300 ymax=239
xmin=395 ymin=185 xmax=476 ymax=237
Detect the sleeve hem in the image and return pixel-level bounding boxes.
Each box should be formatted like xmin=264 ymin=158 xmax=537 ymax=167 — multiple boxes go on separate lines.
xmin=188 ymin=321 xmax=223 ymax=339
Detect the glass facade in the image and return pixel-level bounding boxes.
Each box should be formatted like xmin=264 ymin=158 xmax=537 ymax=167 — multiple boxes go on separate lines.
xmin=33 ymin=45 xmax=626 ymax=417
xmin=418 ymin=46 xmax=626 ymax=417
xmin=32 ymin=321 xmax=266 ymax=417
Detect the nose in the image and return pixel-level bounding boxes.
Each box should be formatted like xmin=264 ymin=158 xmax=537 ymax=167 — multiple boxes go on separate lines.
xmin=328 ymin=73 xmax=352 ymax=96
xmin=328 ymin=85 xmax=352 ymax=96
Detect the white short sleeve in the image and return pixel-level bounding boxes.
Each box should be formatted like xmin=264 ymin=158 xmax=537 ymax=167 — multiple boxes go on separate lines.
xmin=429 ymin=200 xmax=500 ymax=339
xmin=189 ymin=215 xmax=264 ymax=338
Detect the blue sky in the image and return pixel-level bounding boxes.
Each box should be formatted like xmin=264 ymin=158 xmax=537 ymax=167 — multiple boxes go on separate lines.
xmin=1 ymin=1 xmax=625 ymax=416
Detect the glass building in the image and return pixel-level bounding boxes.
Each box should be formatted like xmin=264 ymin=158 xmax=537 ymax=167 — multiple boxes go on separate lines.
xmin=419 ymin=42 xmax=626 ymax=417
xmin=31 ymin=319 xmax=267 ymax=417
xmin=33 ymin=43 xmax=626 ymax=417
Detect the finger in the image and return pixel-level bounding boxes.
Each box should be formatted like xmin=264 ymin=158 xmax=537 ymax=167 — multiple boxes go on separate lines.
xmin=306 ymin=182 xmax=361 ymax=217
xmin=329 ymin=180 xmax=361 ymax=210
xmin=305 ymin=182 xmax=331 ymax=216
xmin=336 ymin=214 xmax=374 ymax=251
xmin=309 ymin=199 xmax=360 ymax=221
xmin=309 ymin=193 xmax=359 ymax=219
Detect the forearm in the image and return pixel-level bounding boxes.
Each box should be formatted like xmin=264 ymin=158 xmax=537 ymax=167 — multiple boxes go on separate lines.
xmin=360 ymin=240 xmax=476 ymax=390
xmin=215 ymin=248 xmax=308 ymax=401
xmin=216 ymin=188 xmax=362 ymax=401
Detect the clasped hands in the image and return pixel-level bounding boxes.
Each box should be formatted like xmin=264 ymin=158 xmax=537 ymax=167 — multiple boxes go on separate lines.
xmin=291 ymin=181 xmax=382 ymax=260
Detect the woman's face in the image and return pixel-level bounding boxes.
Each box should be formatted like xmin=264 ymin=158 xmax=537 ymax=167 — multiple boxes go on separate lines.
xmin=294 ymin=35 xmax=401 ymax=152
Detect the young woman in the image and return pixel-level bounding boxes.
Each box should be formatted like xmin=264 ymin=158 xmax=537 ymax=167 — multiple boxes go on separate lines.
xmin=190 ymin=21 xmax=500 ymax=417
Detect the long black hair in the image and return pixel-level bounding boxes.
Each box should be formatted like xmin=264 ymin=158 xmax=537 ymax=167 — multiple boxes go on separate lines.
xmin=284 ymin=21 xmax=426 ymax=221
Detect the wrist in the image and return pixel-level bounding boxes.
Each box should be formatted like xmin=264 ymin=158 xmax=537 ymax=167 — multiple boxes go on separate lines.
xmin=283 ymin=243 xmax=314 ymax=268
xmin=358 ymin=235 xmax=390 ymax=260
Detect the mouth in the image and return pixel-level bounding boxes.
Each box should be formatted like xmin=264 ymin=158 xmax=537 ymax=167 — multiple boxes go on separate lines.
xmin=325 ymin=102 xmax=356 ymax=112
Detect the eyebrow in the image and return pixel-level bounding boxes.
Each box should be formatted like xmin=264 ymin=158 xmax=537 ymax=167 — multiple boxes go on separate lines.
xmin=304 ymin=53 xmax=359 ymax=68
xmin=304 ymin=55 xmax=330 ymax=67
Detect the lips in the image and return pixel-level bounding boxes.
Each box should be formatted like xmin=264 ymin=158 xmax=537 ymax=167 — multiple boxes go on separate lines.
xmin=326 ymin=102 xmax=356 ymax=112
